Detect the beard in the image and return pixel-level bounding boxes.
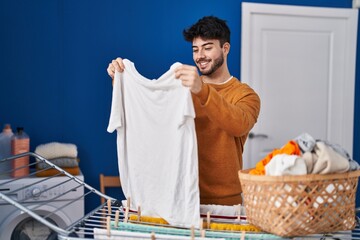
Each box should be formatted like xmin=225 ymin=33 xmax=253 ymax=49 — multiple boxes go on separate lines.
xmin=197 ymin=54 xmax=224 ymax=76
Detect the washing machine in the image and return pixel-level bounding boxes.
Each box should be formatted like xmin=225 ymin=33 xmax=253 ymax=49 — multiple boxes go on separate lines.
xmin=0 ymin=173 xmax=84 ymax=240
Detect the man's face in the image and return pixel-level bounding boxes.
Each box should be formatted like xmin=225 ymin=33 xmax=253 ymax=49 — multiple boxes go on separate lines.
xmin=192 ymin=38 xmax=224 ymax=76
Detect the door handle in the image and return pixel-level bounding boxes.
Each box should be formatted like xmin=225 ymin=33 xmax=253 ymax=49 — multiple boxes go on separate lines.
xmin=248 ymin=132 xmax=268 ymax=139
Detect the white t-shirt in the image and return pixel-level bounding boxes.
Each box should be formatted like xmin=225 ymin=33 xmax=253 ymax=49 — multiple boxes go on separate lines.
xmin=107 ymin=59 xmax=200 ymax=228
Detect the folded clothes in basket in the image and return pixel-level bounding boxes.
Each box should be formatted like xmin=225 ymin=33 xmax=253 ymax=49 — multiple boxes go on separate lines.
xmin=250 ymin=140 xmax=301 ymax=175
xmin=302 ymin=141 xmax=350 ymax=174
xmin=297 ymin=133 xmax=360 ymax=172
xmin=264 ymin=141 xmax=352 ymax=176
xmin=264 ymin=154 xmax=307 ymax=176
xmin=251 ymin=133 xmax=360 ymax=176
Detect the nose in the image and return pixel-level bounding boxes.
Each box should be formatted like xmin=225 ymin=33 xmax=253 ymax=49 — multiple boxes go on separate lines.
xmin=194 ymin=49 xmax=205 ymax=60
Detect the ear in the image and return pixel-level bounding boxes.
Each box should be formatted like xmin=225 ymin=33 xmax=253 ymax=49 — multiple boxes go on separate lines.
xmin=223 ymin=42 xmax=230 ymax=55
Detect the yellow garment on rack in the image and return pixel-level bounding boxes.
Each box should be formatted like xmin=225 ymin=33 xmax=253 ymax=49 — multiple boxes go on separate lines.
xmin=249 ymin=140 xmax=301 ymax=175
xmin=129 ymin=215 xmax=260 ymax=232
xmin=205 ymin=222 xmax=260 ymax=232
xmin=129 ymin=215 xmax=169 ymax=225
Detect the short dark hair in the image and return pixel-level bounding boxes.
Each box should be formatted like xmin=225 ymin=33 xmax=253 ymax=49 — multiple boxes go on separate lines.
xmin=183 ymin=16 xmax=230 ymax=46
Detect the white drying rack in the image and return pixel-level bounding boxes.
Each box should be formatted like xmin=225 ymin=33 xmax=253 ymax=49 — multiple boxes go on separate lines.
xmin=0 ymin=152 xmax=360 ymax=240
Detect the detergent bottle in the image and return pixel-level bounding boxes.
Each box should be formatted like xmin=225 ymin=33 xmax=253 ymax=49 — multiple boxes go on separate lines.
xmin=0 ymin=124 xmax=14 ymax=178
xmin=11 ymin=127 xmax=30 ymax=177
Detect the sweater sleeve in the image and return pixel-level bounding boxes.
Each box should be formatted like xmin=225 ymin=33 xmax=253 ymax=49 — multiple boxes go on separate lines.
xmin=193 ymin=80 xmax=260 ymax=137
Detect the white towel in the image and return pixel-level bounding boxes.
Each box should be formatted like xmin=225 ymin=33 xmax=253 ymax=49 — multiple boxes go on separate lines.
xmin=265 ymin=154 xmax=307 ymax=176
xmin=35 ymin=142 xmax=78 ymax=160
xmin=121 ymin=200 xmax=245 ymax=219
xmin=200 ymin=204 xmax=245 ymax=217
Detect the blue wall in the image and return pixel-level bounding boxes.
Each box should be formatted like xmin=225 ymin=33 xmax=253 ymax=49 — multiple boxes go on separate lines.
xmin=0 ymin=0 xmax=358 ymax=213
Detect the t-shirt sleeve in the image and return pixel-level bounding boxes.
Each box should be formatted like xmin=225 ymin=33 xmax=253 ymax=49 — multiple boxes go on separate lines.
xmin=107 ymin=71 xmax=124 ymax=133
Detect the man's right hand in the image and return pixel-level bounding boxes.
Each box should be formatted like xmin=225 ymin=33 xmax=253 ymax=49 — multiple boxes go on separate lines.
xmin=107 ymin=57 xmax=125 ymax=79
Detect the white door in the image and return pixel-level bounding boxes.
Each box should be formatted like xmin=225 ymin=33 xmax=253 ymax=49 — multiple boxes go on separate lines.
xmin=241 ymin=3 xmax=358 ymax=169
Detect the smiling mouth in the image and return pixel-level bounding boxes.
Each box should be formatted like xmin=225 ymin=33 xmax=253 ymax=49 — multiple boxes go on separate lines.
xmin=198 ymin=60 xmax=210 ymax=68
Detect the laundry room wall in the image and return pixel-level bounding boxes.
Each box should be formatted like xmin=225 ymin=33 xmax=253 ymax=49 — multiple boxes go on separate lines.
xmin=0 ymin=0 xmax=358 ymax=214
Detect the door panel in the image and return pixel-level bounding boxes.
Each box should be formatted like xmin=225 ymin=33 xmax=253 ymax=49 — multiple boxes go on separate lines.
xmin=241 ymin=3 xmax=358 ymax=169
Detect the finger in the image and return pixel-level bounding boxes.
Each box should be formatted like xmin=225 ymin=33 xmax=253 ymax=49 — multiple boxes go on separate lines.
xmin=115 ymin=57 xmax=125 ymax=72
xmin=175 ymin=64 xmax=197 ymax=73
xmin=179 ymin=80 xmax=190 ymax=88
xmin=107 ymin=63 xmax=115 ymax=77
xmin=111 ymin=60 xmax=120 ymax=72
xmin=111 ymin=59 xmax=123 ymax=72
xmin=184 ymin=82 xmax=193 ymax=88
xmin=107 ymin=67 xmax=115 ymax=79
xmin=175 ymin=70 xmax=196 ymax=83
xmin=175 ymin=65 xmax=198 ymax=78
xmin=174 ymin=68 xmax=191 ymax=79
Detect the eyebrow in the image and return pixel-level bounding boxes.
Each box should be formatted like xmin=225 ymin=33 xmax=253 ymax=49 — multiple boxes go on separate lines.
xmin=192 ymin=42 xmax=214 ymax=49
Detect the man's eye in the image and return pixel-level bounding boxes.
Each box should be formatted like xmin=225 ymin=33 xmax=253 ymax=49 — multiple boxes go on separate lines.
xmin=205 ymin=48 xmax=212 ymax=51
xmin=193 ymin=49 xmax=198 ymax=53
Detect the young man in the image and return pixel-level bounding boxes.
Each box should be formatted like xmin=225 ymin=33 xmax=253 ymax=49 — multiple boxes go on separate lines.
xmin=107 ymin=16 xmax=260 ymax=206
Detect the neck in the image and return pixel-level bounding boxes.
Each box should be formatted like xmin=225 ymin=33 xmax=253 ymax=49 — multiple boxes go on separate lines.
xmin=202 ymin=68 xmax=231 ymax=84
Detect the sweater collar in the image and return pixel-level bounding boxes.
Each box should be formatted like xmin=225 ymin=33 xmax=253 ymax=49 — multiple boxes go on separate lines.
xmin=203 ymin=76 xmax=237 ymax=89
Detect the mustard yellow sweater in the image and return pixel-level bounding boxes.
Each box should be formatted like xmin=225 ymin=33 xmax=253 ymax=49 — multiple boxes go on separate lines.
xmin=192 ymin=77 xmax=260 ymax=205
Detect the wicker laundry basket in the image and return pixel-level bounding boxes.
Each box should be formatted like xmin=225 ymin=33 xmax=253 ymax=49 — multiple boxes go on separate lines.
xmin=238 ymin=169 xmax=360 ymax=237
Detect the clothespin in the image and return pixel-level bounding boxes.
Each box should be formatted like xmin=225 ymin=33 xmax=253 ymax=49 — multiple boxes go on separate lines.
xmin=236 ymin=204 xmax=241 ymax=222
xmin=200 ymin=229 xmax=206 ymax=238
xmin=115 ymin=210 xmax=119 ymax=228
xmin=151 ymin=232 xmax=156 ymax=240
xmin=137 ymin=206 xmax=141 ymax=222
xmin=199 ymin=218 xmax=206 ymax=238
xmin=190 ymin=225 xmax=195 ymax=240
xmin=206 ymin=211 xmax=211 ymax=229
xmin=106 ymin=216 xmax=111 ymax=237
xmin=240 ymin=230 xmax=245 ymax=240
xmin=127 ymin=197 xmax=131 ymax=210
xmin=124 ymin=206 xmax=129 ymax=223
xmin=124 ymin=197 xmax=130 ymax=223
xmin=107 ymin=199 xmax=112 ymax=215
